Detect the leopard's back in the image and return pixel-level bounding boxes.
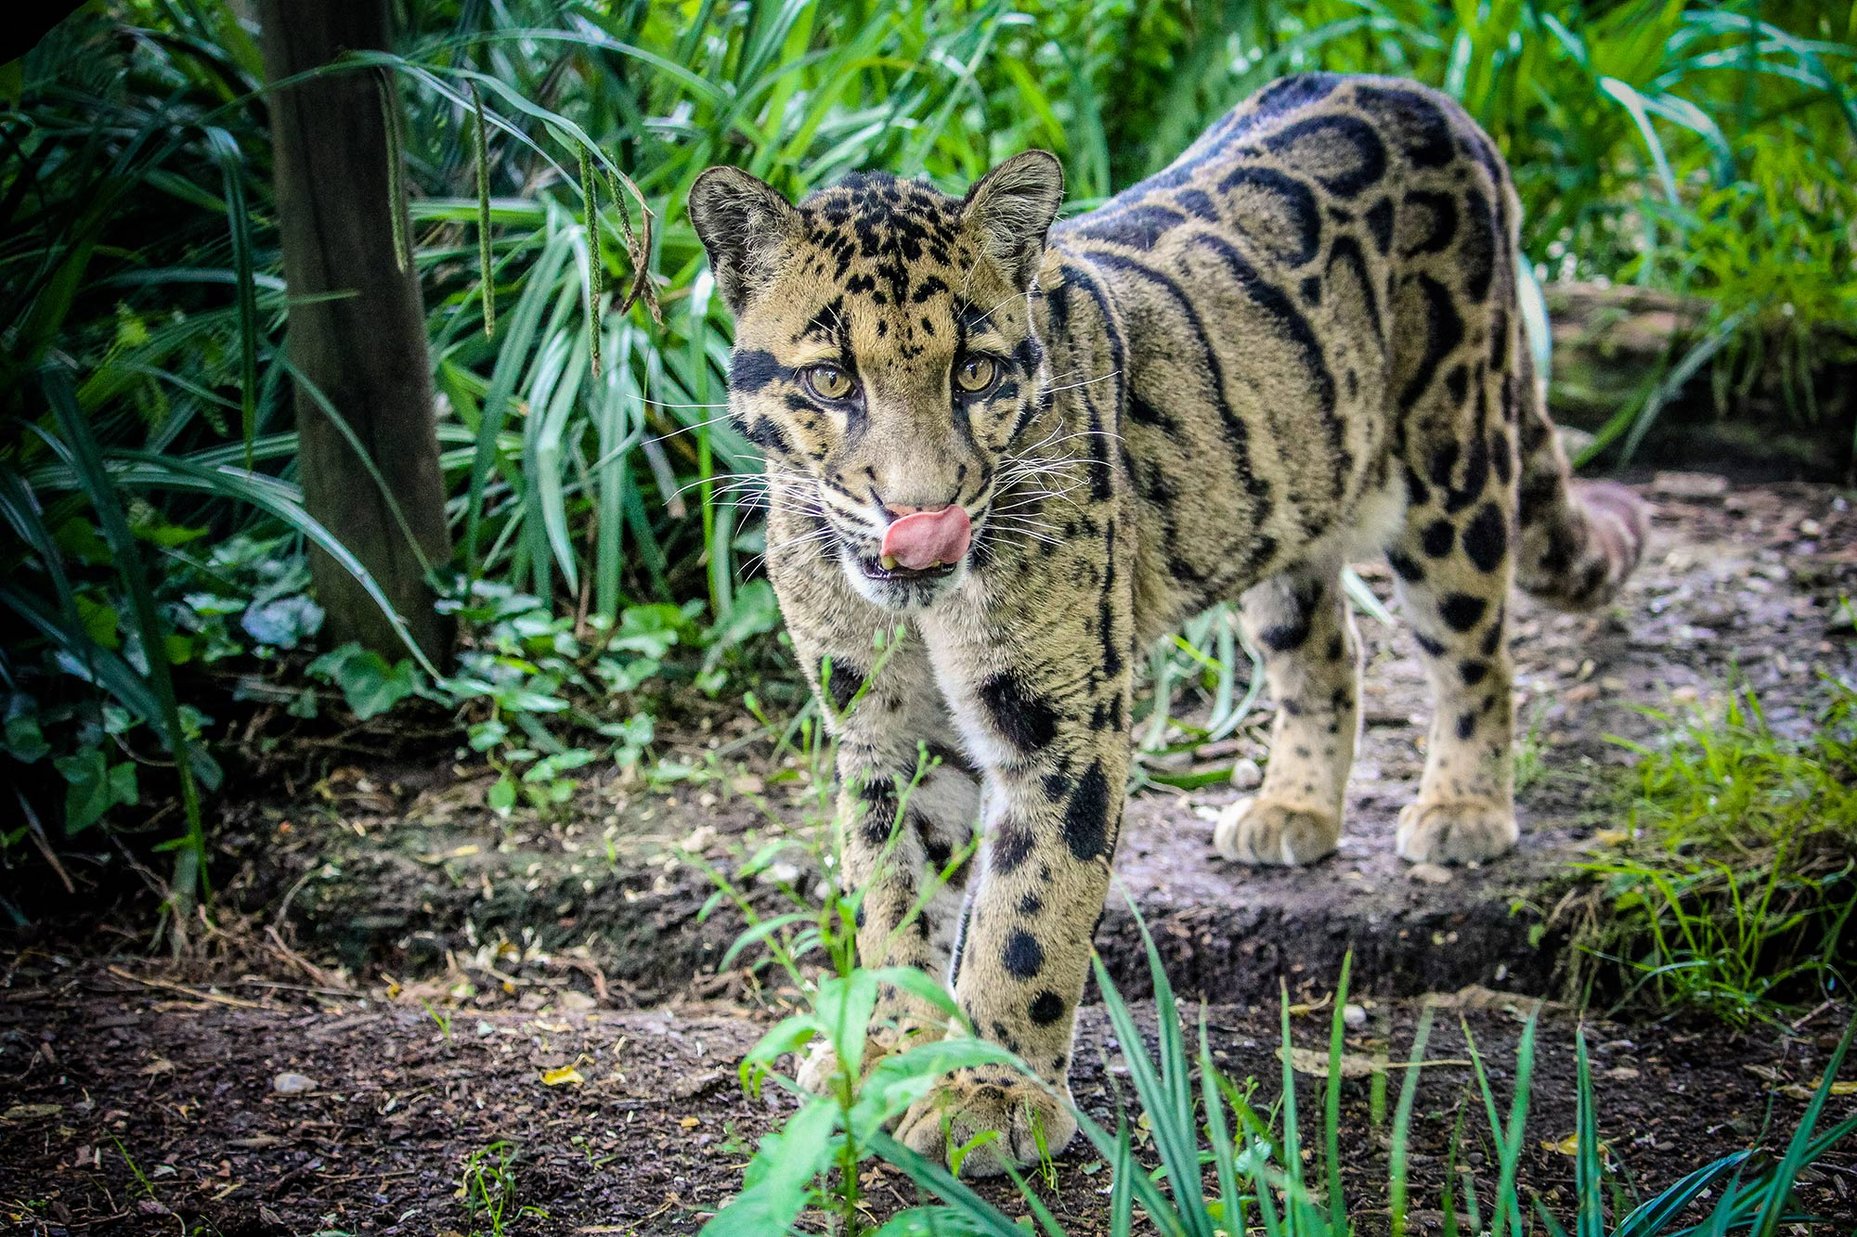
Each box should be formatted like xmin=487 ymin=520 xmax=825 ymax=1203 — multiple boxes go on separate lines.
xmin=1049 ymin=72 xmax=1580 ymax=637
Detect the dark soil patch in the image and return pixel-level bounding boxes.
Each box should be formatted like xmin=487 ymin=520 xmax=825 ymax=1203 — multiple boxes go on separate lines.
xmin=3 ymin=959 xmax=1853 ymax=1235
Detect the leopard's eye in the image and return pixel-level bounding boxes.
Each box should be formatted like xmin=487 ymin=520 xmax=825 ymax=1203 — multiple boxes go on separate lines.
xmin=955 ymin=356 xmax=998 ymax=394
xmin=804 ymin=364 xmax=855 ymax=402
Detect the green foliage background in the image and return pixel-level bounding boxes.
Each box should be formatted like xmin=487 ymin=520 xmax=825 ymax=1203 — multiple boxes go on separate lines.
xmin=1 ymin=0 xmax=1852 ymax=907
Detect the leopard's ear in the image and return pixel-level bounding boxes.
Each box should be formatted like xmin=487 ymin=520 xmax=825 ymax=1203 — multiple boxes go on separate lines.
xmin=688 ymin=166 xmax=799 ymax=316
xmin=962 ymin=150 xmax=1065 ymax=290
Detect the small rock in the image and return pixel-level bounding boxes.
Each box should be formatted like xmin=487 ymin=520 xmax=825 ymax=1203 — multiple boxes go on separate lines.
xmin=1230 ymin=758 xmax=1262 ymax=791
xmin=1408 ymin=862 xmax=1454 ymax=886
xmin=1342 ymin=1003 xmax=1368 ymax=1030
xmin=1649 ymin=471 xmax=1729 ymax=500
xmin=754 ymin=859 xmax=803 ymax=887
xmin=271 ymin=1072 xmax=318 ymax=1096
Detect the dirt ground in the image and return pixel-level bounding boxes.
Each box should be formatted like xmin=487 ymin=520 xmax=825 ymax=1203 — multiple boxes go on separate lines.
xmin=4 ymin=474 xmax=1856 ymax=1234
xmin=3 ymin=957 xmax=1854 ymax=1235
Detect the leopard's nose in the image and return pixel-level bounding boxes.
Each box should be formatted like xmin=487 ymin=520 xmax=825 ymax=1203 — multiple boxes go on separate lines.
xmin=882 ymin=500 xmax=954 ymax=518
xmin=874 ymin=489 xmax=963 ymax=519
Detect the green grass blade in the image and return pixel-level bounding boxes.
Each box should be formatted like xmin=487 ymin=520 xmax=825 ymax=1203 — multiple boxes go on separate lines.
xmin=1574 ymin=1027 xmax=1604 ymax=1237
xmin=1751 ymin=1019 xmax=1856 ymax=1237
xmin=1325 ymin=953 xmax=1354 ymax=1233
xmin=1388 ymin=1005 xmax=1435 ymax=1237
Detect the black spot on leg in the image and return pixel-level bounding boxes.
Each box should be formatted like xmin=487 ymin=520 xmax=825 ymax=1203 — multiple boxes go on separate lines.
xmin=990 ymin=823 xmax=1035 ymax=874
xmin=1388 ymin=550 xmax=1425 ymax=583
xmin=1029 ymin=991 xmax=1066 ymax=1026
xmin=1461 ymin=502 xmax=1508 ymax=573
xmin=858 ymin=781 xmax=899 ymax=847
xmin=1002 ymin=930 xmax=1044 ymax=979
xmin=1062 ymin=761 xmax=1114 ymax=861
xmin=1018 ymin=892 xmax=1043 ymax=917
xmin=980 ymin=673 xmax=1059 ymax=753
xmin=1480 ymin=609 xmax=1505 ymax=655
xmin=825 ymin=662 xmax=864 ymax=713
xmin=1457 ymin=711 xmax=1478 ymax=740
xmin=925 ymin=741 xmax=976 ymax=775
xmin=1440 ymin=593 xmax=1487 ymax=632
xmin=1460 ymin=660 xmax=1489 ymax=686
xmin=1261 ymin=614 xmax=1314 ymax=651
xmin=1415 ymin=632 xmax=1446 ymax=658
xmin=1421 ymin=519 xmax=1454 ymax=558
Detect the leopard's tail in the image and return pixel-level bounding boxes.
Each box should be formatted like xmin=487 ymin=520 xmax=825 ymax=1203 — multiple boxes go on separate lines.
xmin=1512 ymin=344 xmax=1651 ymax=611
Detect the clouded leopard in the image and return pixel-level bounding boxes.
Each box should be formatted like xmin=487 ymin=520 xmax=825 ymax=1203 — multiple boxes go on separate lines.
xmin=689 ymin=71 xmax=1649 ymax=1177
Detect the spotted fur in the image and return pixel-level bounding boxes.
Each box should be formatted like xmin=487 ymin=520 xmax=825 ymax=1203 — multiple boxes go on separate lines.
xmin=690 ymin=71 xmax=1649 ymax=1178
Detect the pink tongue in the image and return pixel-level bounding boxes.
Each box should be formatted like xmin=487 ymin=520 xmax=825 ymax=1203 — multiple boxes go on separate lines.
xmin=881 ymin=506 xmax=972 ymax=571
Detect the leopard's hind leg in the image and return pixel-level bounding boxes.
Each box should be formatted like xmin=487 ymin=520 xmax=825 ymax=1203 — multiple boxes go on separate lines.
xmin=1215 ymin=556 xmax=1362 ymax=866
xmin=1383 ymin=327 xmax=1522 ymax=864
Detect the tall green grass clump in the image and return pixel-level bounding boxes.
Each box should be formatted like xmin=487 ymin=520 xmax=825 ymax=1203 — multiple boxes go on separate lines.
xmin=702 ymin=891 xmax=1857 ymax=1235
xmin=1577 ymin=680 xmax=1857 ymax=1024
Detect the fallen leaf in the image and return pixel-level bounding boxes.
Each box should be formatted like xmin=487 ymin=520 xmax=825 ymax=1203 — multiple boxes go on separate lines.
xmin=1778 ymin=1078 xmax=1857 ymax=1100
xmin=1422 ymin=984 xmax=1557 ymax=1023
xmin=416 ymin=844 xmax=481 ymax=865
xmin=1543 ymin=1133 xmax=1612 ymax=1159
xmin=2 ymin=1104 xmax=61 ymax=1122
xmin=540 ymin=1064 xmax=585 ymax=1087
xmin=679 ymin=1115 xmax=700 ymax=1129
xmin=1277 ymin=1045 xmax=1380 ymax=1079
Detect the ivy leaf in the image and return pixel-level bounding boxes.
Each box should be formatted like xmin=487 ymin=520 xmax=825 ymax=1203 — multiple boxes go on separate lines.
xmin=54 ymin=749 xmax=138 ymax=834
xmin=241 ymin=594 xmax=325 ymax=650
xmin=307 ymin=644 xmax=421 ymax=720
xmin=3 ymin=706 xmax=50 ymax=764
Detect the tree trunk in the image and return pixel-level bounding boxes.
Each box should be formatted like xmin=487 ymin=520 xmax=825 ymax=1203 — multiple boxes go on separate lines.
xmin=259 ymin=0 xmax=452 ymax=664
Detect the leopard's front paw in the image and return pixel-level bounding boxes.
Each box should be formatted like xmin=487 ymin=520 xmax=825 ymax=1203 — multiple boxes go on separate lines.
xmin=1396 ymin=800 xmax=1518 ymax=864
xmin=893 ymin=1070 xmax=1078 ymax=1178
xmin=1214 ymin=797 xmax=1340 ymax=866
xmin=794 ymin=1039 xmax=843 ymax=1095
xmin=792 ymin=1028 xmax=906 ymax=1095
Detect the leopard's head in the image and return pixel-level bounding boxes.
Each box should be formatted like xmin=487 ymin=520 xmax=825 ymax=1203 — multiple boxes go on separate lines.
xmin=689 ymin=153 xmax=1064 ymax=608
